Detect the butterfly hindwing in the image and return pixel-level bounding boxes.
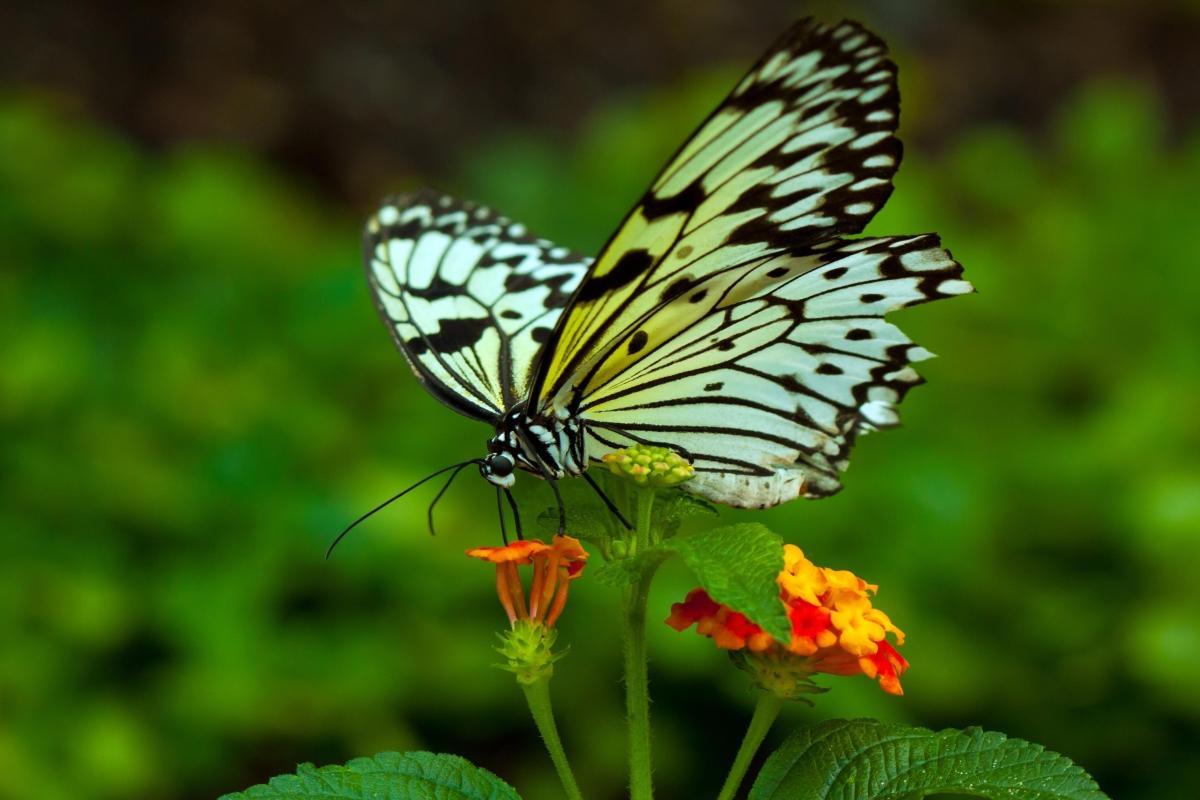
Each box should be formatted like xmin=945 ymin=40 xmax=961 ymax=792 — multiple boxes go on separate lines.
xmin=530 ymin=18 xmax=903 ymax=408
xmin=577 ymin=235 xmax=972 ymax=507
xmin=365 ymin=190 xmax=590 ymax=422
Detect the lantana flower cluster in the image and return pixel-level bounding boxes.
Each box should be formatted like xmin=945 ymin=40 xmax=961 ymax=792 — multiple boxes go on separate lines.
xmin=667 ymin=544 xmax=909 ymax=695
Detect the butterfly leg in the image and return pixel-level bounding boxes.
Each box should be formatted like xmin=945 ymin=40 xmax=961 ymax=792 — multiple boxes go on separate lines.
xmin=496 ymin=487 xmax=509 ymax=545
xmin=504 ymin=488 xmax=524 ymax=540
xmin=581 ymin=470 xmax=633 ymax=530
xmin=547 ymin=479 xmax=567 ymax=535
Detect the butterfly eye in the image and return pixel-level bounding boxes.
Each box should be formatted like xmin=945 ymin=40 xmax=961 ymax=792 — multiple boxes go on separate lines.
xmin=489 ymin=454 xmax=514 ymax=477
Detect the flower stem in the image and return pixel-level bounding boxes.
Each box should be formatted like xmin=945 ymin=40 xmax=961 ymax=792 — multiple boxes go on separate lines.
xmin=624 ymin=489 xmax=657 ymax=799
xmin=521 ymin=678 xmax=585 ymax=800
xmin=635 ymin=488 xmax=655 ymax=549
xmin=716 ymin=691 xmax=783 ymax=800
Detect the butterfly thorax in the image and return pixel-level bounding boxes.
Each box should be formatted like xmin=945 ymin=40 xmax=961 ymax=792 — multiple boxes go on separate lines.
xmin=479 ymin=406 xmax=588 ymax=488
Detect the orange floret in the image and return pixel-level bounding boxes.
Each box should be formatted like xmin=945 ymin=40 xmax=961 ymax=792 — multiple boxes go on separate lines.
xmin=468 ymin=535 xmax=588 ymax=627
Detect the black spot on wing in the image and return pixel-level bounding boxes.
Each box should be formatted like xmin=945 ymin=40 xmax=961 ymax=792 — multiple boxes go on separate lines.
xmin=627 ymin=330 xmax=649 ymax=354
xmin=418 ymin=317 xmax=490 ymax=355
xmin=402 ymin=274 xmax=465 ymax=300
xmin=640 ymin=181 xmax=707 ymax=219
xmin=576 ymin=250 xmax=653 ymax=302
xmin=505 ymin=269 xmax=578 ymax=308
xmin=661 ymin=276 xmax=695 ymax=303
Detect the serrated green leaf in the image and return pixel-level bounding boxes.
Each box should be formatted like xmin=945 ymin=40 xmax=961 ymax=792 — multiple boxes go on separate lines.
xmin=655 ymin=490 xmax=718 ymax=538
xmin=667 ymin=522 xmax=789 ymax=641
xmin=748 ymin=719 xmax=1109 ymax=800
xmin=219 ymin=751 xmax=521 ymax=800
xmin=592 ymin=549 xmax=671 ymax=587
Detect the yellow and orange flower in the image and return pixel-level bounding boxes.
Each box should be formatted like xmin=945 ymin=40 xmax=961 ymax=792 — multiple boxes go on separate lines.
xmin=468 ymin=535 xmax=589 ymax=628
xmin=666 ymin=544 xmax=909 ymax=695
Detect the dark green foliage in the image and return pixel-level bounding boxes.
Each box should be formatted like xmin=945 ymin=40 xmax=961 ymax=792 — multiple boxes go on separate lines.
xmin=219 ymin=752 xmax=520 ymax=800
xmin=1 ymin=74 xmax=1197 ymax=799
xmin=749 ymin=719 xmax=1108 ymax=800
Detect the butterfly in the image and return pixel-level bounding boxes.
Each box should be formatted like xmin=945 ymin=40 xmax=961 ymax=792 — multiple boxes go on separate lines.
xmin=356 ymin=17 xmax=971 ymax=540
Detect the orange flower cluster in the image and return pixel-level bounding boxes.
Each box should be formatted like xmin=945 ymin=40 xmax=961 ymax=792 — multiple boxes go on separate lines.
xmin=468 ymin=536 xmax=588 ymax=628
xmin=666 ymin=545 xmax=909 ymax=695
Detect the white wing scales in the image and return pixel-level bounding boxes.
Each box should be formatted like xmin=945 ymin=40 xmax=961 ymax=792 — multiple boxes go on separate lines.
xmin=578 ymin=235 xmax=971 ymax=507
xmin=532 ymin=17 xmax=906 ymax=412
xmin=365 ymin=190 xmax=590 ymax=421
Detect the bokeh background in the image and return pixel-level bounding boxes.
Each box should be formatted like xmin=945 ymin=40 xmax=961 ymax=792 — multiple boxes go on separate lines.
xmin=3 ymin=1 xmax=1199 ymax=798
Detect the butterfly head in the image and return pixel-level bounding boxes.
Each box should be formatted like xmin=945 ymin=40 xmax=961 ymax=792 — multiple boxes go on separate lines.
xmin=480 ymin=445 xmax=518 ymax=488
xmin=480 ymin=451 xmax=516 ymax=487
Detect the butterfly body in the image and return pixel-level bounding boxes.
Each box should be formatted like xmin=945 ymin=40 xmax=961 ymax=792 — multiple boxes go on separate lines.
xmin=365 ymin=18 xmax=973 ymax=511
xmin=481 ymin=407 xmax=586 ymax=487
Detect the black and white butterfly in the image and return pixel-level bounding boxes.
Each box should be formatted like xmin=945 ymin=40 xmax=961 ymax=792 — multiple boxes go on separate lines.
xmin=353 ymin=18 xmax=971 ymax=541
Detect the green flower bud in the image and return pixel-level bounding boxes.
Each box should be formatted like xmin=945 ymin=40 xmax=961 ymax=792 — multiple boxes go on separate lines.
xmin=728 ymin=649 xmax=830 ymax=703
xmin=601 ymin=445 xmax=694 ymax=487
xmin=495 ymin=619 xmax=564 ymax=685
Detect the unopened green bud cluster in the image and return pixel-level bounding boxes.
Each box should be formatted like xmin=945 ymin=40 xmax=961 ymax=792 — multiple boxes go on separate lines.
xmin=729 ymin=649 xmax=830 ymax=703
xmin=602 ymin=445 xmax=694 ymax=487
xmin=495 ymin=619 xmax=564 ymax=685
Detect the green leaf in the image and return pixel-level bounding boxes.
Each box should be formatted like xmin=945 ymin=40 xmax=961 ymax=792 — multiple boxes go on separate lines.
xmin=667 ymin=522 xmax=789 ymax=641
xmin=592 ymin=548 xmax=671 ymax=587
xmin=748 ymin=719 xmax=1109 ymax=800
xmin=535 ymin=502 xmax=613 ymax=542
xmin=655 ymin=490 xmax=718 ymax=538
xmin=219 ymin=751 xmax=521 ymax=800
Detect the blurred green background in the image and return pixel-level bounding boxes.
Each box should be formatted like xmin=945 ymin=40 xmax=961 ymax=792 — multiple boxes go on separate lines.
xmin=2 ymin=1 xmax=1199 ymax=799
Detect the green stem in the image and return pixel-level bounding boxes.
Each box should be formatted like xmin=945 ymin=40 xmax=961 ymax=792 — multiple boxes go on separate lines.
xmin=715 ymin=692 xmax=783 ymax=800
xmin=521 ymin=679 xmax=585 ymax=800
xmin=624 ymin=488 xmax=657 ymax=800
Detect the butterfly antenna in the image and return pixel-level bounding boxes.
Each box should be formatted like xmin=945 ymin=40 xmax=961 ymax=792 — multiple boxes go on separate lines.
xmin=581 ymin=470 xmax=633 ymax=530
xmin=326 ymin=459 xmax=479 ymax=558
xmin=496 ymin=487 xmax=509 ymax=545
xmin=426 ymin=461 xmax=474 ymax=537
xmin=504 ymin=489 xmax=523 ymax=540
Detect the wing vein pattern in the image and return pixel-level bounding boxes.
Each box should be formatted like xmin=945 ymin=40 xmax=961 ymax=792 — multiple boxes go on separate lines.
xmin=362 ymin=17 xmax=974 ymax=509
xmin=523 ymin=18 xmax=972 ymax=506
xmin=364 ymin=189 xmax=591 ymax=422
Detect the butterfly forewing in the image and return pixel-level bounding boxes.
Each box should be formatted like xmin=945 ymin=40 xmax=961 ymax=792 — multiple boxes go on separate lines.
xmin=530 ymin=19 xmax=903 ymax=408
xmin=365 ymin=190 xmax=590 ymax=422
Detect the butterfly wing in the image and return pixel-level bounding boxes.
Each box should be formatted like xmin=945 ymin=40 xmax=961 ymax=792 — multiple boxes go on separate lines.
xmin=365 ymin=190 xmax=590 ymax=423
xmin=529 ymin=18 xmax=903 ymax=407
xmin=579 ymin=235 xmax=972 ymax=507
